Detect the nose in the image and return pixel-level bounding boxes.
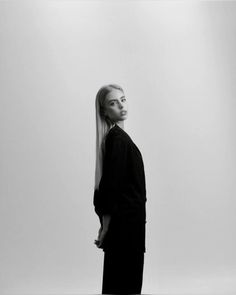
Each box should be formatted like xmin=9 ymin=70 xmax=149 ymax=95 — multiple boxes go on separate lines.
xmin=118 ymin=101 xmax=123 ymax=109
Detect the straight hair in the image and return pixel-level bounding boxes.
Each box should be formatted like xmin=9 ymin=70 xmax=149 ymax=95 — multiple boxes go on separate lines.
xmin=94 ymin=84 xmax=124 ymax=190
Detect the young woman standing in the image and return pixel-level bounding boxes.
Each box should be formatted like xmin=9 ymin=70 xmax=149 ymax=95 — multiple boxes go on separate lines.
xmin=93 ymin=84 xmax=147 ymax=294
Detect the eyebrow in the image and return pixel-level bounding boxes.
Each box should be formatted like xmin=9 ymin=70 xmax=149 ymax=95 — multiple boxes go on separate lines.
xmin=108 ymin=96 xmax=125 ymax=102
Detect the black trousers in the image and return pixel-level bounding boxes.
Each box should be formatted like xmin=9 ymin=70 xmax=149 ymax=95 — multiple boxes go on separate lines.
xmin=102 ymin=250 xmax=144 ymax=294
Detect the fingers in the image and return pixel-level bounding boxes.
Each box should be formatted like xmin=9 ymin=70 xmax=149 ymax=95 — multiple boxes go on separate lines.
xmin=94 ymin=229 xmax=107 ymax=248
xmin=94 ymin=239 xmax=103 ymax=248
xmin=94 ymin=239 xmax=100 ymax=246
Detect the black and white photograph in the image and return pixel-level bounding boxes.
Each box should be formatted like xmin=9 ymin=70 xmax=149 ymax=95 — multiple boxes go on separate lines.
xmin=1 ymin=1 xmax=236 ymax=294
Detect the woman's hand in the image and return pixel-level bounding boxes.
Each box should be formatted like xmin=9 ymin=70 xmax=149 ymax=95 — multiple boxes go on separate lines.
xmin=94 ymin=215 xmax=111 ymax=248
xmin=94 ymin=226 xmax=108 ymax=248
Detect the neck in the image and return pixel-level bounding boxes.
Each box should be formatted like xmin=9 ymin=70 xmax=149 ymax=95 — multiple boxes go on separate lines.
xmin=115 ymin=121 xmax=124 ymax=129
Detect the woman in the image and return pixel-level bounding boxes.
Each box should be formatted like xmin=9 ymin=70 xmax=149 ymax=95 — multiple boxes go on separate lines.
xmin=93 ymin=84 xmax=147 ymax=294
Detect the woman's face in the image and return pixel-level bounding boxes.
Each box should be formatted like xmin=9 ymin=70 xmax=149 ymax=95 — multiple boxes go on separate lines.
xmin=103 ymin=89 xmax=128 ymax=124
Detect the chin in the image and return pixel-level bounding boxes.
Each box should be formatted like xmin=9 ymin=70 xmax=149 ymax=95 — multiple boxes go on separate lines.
xmin=120 ymin=114 xmax=128 ymax=120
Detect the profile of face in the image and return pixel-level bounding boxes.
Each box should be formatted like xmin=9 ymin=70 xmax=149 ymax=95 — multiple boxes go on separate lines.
xmin=103 ymin=89 xmax=128 ymax=124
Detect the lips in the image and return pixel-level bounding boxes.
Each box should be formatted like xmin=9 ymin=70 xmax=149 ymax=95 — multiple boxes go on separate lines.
xmin=121 ymin=111 xmax=127 ymax=115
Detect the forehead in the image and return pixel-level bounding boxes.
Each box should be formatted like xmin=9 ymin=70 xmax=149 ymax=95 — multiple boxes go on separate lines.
xmin=105 ymin=89 xmax=124 ymax=102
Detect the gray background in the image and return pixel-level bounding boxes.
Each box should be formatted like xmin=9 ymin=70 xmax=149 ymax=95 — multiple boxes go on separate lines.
xmin=0 ymin=1 xmax=236 ymax=294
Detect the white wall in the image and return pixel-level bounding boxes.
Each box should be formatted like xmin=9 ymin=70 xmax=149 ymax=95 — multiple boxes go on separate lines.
xmin=0 ymin=1 xmax=236 ymax=294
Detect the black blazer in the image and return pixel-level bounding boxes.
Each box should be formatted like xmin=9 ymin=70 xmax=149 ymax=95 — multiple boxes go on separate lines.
xmin=93 ymin=124 xmax=147 ymax=252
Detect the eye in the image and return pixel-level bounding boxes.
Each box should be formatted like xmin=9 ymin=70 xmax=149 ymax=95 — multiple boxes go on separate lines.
xmin=121 ymin=98 xmax=126 ymax=102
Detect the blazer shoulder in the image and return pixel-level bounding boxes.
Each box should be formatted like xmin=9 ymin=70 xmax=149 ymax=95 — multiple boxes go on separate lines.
xmin=106 ymin=126 xmax=131 ymax=146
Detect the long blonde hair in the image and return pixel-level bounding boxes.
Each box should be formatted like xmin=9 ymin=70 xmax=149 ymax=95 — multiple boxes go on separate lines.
xmin=94 ymin=84 xmax=124 ymax=190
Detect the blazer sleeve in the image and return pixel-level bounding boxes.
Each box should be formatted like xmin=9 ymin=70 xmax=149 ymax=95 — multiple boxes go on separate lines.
xmin=94 ymin=134 xmax=128 ymax=217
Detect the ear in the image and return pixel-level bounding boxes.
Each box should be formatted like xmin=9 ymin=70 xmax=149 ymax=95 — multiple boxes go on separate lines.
xmin=103 ymin=110 xmax=109 ymax=118
xmin=100 ymin=106 xmax=106 ymax=117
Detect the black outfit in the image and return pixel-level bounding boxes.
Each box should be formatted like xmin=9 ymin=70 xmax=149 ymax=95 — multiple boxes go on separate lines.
xmin=93 ymin=124 xmax=147 ymax=294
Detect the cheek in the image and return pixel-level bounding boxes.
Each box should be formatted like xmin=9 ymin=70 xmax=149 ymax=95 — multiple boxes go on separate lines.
xmin=108 ymin=107 xmax=118 ymax=115
xmin=106 ymin=108 xmax=116 ymax=118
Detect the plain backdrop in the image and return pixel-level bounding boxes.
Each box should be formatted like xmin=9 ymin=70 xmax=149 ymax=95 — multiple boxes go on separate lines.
xmin=0 ymin=1 xmax=236 ymax=294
